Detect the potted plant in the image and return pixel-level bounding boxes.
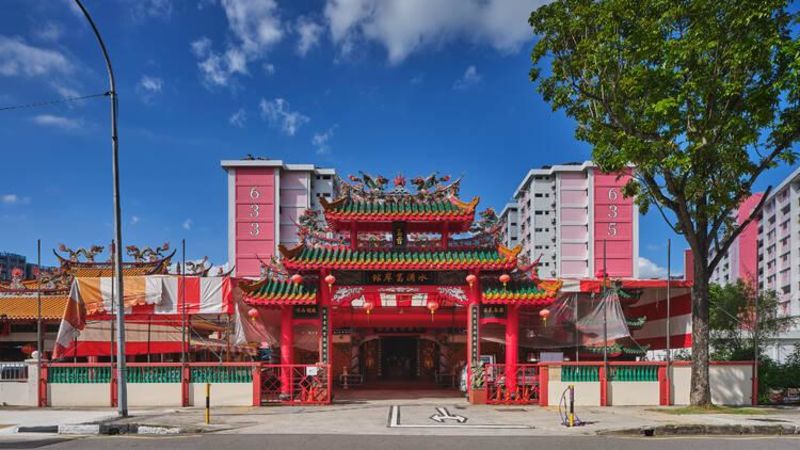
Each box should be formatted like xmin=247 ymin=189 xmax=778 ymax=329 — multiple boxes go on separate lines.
xmin=468 ymin=362 xmax=488 ymax=404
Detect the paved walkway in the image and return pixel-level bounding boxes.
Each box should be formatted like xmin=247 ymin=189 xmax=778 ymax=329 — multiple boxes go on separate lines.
xmin=3 ymin=399 xmax=800 ymax=437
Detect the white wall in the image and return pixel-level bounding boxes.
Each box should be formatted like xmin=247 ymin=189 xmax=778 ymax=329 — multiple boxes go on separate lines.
xmin=710 ymin=365 xmax=753 ymax=406
xmin=127 ymin=383 xmax=182 ymax=407
xmin=189 ymin=383 xmax=252 ymax=407
xmin=0 ymin=382 xmax=35 ymax=406
xmin=49 ymin=384 xmax=109 ymax=407
xmin=609 ymin=381 xmax=660 ymax=406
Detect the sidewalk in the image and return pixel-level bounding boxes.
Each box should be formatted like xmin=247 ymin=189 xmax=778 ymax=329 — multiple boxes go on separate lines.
xmin=7 ymin=398 xmax=798 ymax=437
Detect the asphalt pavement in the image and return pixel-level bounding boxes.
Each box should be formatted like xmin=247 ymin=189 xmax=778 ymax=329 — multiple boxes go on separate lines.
xmin=1 ymin=434 xmax=799 ymax=450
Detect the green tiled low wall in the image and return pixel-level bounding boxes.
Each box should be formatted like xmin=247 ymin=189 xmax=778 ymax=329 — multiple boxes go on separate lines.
xmin=561 ymin=366 xmax=600 ymax=382
xmin=191 ymin=366 xmax=252 ymax=383
xmin=48 ymin=366 xmax=111 ymax=384
xmin=610 ymin=365 xmax=658 ymax=382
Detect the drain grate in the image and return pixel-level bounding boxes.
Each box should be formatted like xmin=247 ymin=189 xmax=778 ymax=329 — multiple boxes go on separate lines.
xmin=748 ymin=418 xmax=790 ymax=423
xmin=495 ymin=408 xmax=527 ymax=412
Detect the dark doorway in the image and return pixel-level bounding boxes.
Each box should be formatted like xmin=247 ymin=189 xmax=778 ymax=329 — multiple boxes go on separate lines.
xmin=381 ymin=336 xmax=417 ymax=380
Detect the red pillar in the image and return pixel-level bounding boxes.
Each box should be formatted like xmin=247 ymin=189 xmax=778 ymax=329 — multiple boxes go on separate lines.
xmin=280 ymin=306 xmax=294 ymax=396
xmin=505 ymin=305 xmax=519 ymax=395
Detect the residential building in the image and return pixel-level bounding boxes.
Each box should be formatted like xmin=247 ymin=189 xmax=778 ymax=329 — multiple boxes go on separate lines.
xmin=709 ymin=193 xmax=764 ymax=286
xmin=221 ymin=159 xmax=337 ymax=278
xmin=757 ymin=166 xmax=800 ymax=361
xmin=505 ymin=161 xmax=639 ymax=278
xmin=497 ymin=203 xmax=520 ymax=248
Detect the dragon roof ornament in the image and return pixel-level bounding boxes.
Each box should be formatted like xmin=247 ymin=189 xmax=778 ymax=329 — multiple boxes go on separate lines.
xmin=338 ymin=171 xmax=461 ymax=202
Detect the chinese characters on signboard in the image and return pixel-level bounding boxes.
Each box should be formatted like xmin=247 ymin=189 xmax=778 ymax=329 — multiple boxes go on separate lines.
xmin=293 ymin=305 xmax=320 ymax=319
xmin=392 ymin=221 xmax=407 ymax=249
xmin=364 ymin=271 xmax=436 ymax=285
xmin=480 ymin=305 xmax=507 ymax=319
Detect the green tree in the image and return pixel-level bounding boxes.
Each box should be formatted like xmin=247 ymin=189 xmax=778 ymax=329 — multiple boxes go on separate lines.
xmin=529 ymin=0 xmax=799 ymax=405
xmin=709 ymin=281 xmax=797 ymax=360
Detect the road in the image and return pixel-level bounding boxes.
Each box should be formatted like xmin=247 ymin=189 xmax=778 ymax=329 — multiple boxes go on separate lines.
xmin=1 ymin=435 xmax=798 ymax=450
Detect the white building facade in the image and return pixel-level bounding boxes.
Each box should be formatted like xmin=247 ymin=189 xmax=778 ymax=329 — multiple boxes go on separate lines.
xmin=505 ymin=161 xmax=639 ymax=279
xmin=757 ymin=166 xmax=800 ymax=361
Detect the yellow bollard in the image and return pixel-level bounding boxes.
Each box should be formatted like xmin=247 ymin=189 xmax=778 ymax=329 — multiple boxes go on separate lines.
xmin=568 ymin=384 xmax=575 ymax=427
xmin=205 ymin=383 xmax=211 ymax=424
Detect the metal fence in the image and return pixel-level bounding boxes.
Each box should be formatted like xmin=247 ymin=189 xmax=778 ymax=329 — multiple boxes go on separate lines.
xmin=0 ymin=362 xmax=28 ymax=381
xmin=485 ymin=364 xmax=540 ymax=405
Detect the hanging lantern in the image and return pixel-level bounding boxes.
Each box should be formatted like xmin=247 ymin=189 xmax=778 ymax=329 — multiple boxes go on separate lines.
xmin=290 ymin=273 xmax=303 ymax=285
xmin=499 ymin=273 xmax=511 ymax=289
xmin=465 ymin=274 xmax=477 ymax=288
xmin=324 ymin=274 xmax=336 ymax=291
xmin=539 ymin=308 xmax=550 ymax=325
xmin=427 ymin=300 xmax=440 ymax=322
xmin=247 ymin=308 xmax=259 ymax=321
xmin=363 ymin=300 xmax=374 ymax=323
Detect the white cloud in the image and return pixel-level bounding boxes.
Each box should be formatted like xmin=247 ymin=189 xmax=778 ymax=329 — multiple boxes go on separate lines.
xmin=312 ymin=125 xmax=338 ymax=155
xmin=138 ymin=75 xmax=163 ymax=93
xmin=34 ymin=21 xmax=63 ymax=42
xmin=32 ymin=114 xmax=81 ymax=130
xmin=131 ymin=215 xmax=141 ymax=225
xmin=638 ymin=257 xmax=667 ymax=279
xmin=229 ymin=108 xmax=247 ymax=127
xmin=182 ymin=219 xmax=193 ymax=230
xmin=259 ymin=98 xmax=309 ymax=136
xmin=136 ymin=75 xmax=163 ymax=104
xmin=191 ymin=0 xmax=283 ymax=88
xmin=296 ymin=17 xmax=323 ymax=56
xmin=410 ymin=74 xmax=424 ymax=84
xmin=50 ymin=82 xmax=80 ymax=99
xmin=324 ymin=0 xmax=547 ymax=64
xmin=0 ymin=36 xmax=73 ymax=77
xmin=1 ymin=194 xmax=30 ymax=205
xmin=453 ymin=65 xmax=481 ymax=90
xmin=131 ymin=0 xmax=173 ymax=22
xmin=263 ymin=63 xmax=276 ymax=75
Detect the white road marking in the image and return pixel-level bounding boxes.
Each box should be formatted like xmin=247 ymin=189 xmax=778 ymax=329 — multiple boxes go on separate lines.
xmin=388 ymin=406 xmax=533 ymax=429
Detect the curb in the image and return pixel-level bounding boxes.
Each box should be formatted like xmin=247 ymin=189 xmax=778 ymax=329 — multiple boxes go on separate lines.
xmin=598 ymin=424 xmax=800 ymax=436
xmin=17 ymin=423 xmax=196 ymax=436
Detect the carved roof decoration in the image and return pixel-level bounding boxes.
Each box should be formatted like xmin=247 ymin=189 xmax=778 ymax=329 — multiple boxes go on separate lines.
xmin=481 ymin=279 xmax=563 ymax=305
xmin=53 ymin=243 xmax=175 ymax=278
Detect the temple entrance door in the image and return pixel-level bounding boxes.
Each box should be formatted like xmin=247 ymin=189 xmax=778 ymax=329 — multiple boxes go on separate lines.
xmin=380 ymin=336 xmax=417 ymax=380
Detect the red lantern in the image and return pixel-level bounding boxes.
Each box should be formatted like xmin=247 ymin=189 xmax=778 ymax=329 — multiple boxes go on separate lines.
xmin=290 ymin=273 xmax=303 ymax=285
xmin=247 ymin=308 xmax=259 ymax=321
xmin=427 ymin=300 xmax=440 ymax=322
xmin=595 ymin=269 xmax=605 ymax=278
xmin=499 ymin=273 xmax=511 ymax=288
xmin=325 ymin=274 xmax=336 ymax=291
xmin=539 ymin=308 xmax=550 ymax=325
xmin=363 ymin=300 xmax=374 ymax=322
xmin=465 ymin=274 xmax=477 ymax=288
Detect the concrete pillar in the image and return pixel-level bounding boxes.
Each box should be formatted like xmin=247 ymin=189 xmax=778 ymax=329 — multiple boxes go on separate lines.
xmin=505 ymin=305 xmax=519 ymax=394
xmin=280 ymin=306 xmax=293 ymax=396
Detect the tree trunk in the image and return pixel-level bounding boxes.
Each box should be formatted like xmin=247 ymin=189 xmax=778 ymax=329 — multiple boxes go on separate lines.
xmin=690 ymin=259 xmax=712 ymax=406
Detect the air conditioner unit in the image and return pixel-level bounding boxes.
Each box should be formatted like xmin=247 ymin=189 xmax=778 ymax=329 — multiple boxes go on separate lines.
xmin=551 ymin=218 xmax=556 ymax=224
xmin=550 ymin=201 xmax=556 ymax=207
xmin=550 ymin=236 xmax=557 ymax=242
xmin=550 ymin=270 xmax=556 ymax=276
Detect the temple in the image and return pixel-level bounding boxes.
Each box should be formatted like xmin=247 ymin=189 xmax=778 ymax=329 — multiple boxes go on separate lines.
xmin=233 ymin=171 xmax=691 ymax=403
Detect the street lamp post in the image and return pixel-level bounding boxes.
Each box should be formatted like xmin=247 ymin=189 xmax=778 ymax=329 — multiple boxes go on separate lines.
xmin=73 ymin=0 xmax=127 ymax=417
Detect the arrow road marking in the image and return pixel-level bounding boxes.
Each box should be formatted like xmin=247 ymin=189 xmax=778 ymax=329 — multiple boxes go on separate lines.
xmin=387 ymin=406 xmax=532 ymax=429
xmin=430 ymin=407 xmax=467 ymax=423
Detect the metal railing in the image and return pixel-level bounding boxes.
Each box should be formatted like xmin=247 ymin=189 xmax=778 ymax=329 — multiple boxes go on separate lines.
xmin=260 ymin=364 xmax=332 ymax=405
xmin=0 ymin=362 xmax=28 ymax=382
xmin=485 ymin=364 xmax=540 ymax=405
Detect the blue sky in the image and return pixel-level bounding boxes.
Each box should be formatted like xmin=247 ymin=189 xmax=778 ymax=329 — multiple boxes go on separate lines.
xmin=0 ymin=0 xmax=796 ymax=275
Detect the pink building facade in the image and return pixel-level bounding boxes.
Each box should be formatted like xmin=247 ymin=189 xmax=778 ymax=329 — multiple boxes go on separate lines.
xmin=709 ymin=193 xmax=763 ymax=286
xmin=222 ymin=160 xmax=336 ymax=278
xmin=510 ymin=162 xmax=639 ymax=279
